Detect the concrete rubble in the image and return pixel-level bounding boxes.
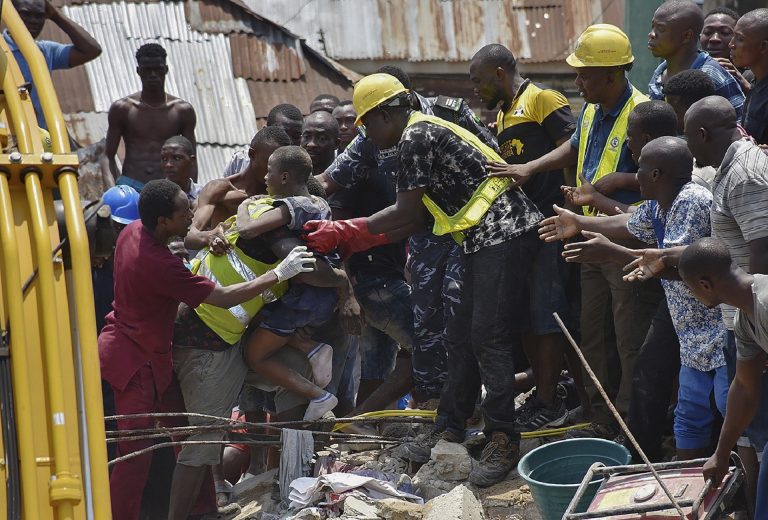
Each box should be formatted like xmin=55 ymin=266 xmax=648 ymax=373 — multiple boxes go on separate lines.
xmin=226 ymin=426 xmax=543 ymax=520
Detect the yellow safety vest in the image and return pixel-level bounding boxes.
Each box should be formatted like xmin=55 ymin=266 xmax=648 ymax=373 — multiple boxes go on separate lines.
xmin=192 ymin=198 xmax=289 ymax=345
xmin=409 ymin=112 xmax=513 ymax=243
xmin=576 ymin=86 xmax=648 ymax=216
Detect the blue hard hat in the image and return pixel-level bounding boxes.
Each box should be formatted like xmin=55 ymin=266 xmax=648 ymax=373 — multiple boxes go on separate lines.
xmin=102 ymin=185 xmax=140 ymax=225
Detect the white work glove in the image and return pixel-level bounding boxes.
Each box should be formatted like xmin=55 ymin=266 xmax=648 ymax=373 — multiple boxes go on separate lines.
xmin=273 ymin=246 xmax=317 ymax=282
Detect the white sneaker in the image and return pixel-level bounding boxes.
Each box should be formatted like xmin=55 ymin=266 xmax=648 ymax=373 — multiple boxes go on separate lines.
xmin=303 ymin=392 xmax=338 ymax=421
xmin=307 ymin=343 xmax=333 ymax=388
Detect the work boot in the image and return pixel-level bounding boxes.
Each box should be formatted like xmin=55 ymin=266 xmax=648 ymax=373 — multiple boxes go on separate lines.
xmin=468 ymin=431 xmax=519 ymax=487
xmin=564 ymin=422 xmax=619 ymax=440
xmin=400 ymin=429 xmax=461 ymax=463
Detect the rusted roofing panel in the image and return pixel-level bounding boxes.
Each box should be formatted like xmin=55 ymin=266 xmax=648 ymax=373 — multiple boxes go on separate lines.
xmin=245 ymin=0 xmax=624 ymax=64
xmin=229 ymin=33 xmax=305 ymax=82
xmin=37 ymin=21 xmax=96 ymax=113
xmin=245 ymin=54 xmax=354 ymax=122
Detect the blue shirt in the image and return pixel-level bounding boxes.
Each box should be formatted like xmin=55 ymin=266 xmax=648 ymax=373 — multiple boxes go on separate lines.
xmin=627 ymin=182 xmax=727 ymax=372
xmin=648 ymin=51 xmax=745 ymax=119
xmin=569 ymin=82 xmax=640 ymax=205
xmin=3 ymin=31 xmax=73 ymax=130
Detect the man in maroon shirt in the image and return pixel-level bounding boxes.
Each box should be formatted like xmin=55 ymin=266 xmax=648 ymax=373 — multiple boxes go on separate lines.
xmin=99 ymin=179 xmax=315 ymax=520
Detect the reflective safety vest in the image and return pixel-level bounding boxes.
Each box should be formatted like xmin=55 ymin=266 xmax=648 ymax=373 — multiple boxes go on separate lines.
xmin=191 ymin=198 xmax=289 ymax=345
xmin=576 ymin=86 xmax=648 ymax=216
xmin=408 ymin=112 xmax=513 ymax=243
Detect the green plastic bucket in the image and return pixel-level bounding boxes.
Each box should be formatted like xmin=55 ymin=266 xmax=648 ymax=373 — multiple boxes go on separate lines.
xmin=517 ymin=438 xmax=631 ymax=520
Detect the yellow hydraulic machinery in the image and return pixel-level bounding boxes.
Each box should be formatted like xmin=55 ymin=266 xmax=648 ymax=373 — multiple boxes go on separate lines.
xmin=0 ymin=0 xmax=111 ymax=518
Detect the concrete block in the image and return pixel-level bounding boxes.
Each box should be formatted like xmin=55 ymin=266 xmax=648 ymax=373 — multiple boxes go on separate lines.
xmin=376 ymin=498 xmax=425 ymax=520
xmin=423 ymin=485 xmax=484 ymax=520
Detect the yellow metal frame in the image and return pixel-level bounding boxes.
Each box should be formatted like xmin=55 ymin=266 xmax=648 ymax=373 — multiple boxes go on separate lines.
xmin=0 ymin=0 xmax=111 ymax=518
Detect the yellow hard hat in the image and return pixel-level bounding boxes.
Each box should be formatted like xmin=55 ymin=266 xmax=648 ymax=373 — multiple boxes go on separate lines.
xmin=352 ymin=73 xmax=409 ymax=126
xmin=566 ymin=24 xmax=634 ymax=68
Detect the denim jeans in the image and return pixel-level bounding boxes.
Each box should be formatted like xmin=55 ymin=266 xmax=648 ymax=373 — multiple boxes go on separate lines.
xmin=353 ymin=274 xmax=414 ymax=381
xmin=441 ymin=232 xmax=539 ymax=441
xmin=409 ymin=232 xmax=465 ymax=400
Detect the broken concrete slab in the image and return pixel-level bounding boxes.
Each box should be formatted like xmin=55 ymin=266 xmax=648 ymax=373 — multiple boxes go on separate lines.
xmin=423 ymin=484 xmax=484 ymax=520
xmin=232 ymin=468 xmax=278 ymax=499
xmin=428 ymin=440 xmax=473 ymax=481
xmin=376 ymin=498 xmax=425 ymax=520
xmin=342 ymin=495 xmax=380 ymax=519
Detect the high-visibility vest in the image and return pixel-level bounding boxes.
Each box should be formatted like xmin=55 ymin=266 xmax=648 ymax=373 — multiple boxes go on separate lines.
xmin=408 ymin=112 xmax=514 ymax=243
xmin=191 ymin=198 xmax=289 ymax=345
xmin=576 ymin=86 xmax=648 ymax=216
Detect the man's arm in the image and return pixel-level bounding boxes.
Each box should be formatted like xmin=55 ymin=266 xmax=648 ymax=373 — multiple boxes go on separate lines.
xmin=749 ymin=237 xmax=768 ymax=274
xmin=704 ymin=352 xmax=766 ymax=485
xmin=203 ymin=246 xmax=316 ymax=307
xmin=592 ymin=171 xmax=640 ymax=195
xmin=622 ymin=246 xmax=687 ymax=282
xmin=179 ymin=103 xmax=198 ymax=181
xmin=105 ymin=102 xmax=124 ymax=181
xmin=562 ymin=231 xmax=638 ymax=265
xmin=45 ymin=0 xmax=101 ymax=66
xmin=236 ymin=205 xmax=290 ymax=240
xmin=315 ymin=172 xmax=344 ymax=197
xmin=486 ymin=140 xmax=578 ymax=185
xmin=185 ymin=180 xmax=231 ymax=254
xmin=366 ymin=188 xmax=427 ymax=238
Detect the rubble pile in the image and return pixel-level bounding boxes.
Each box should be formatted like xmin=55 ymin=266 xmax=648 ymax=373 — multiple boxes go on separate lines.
xmin=222 ymin=427 xmax=542 ymax=520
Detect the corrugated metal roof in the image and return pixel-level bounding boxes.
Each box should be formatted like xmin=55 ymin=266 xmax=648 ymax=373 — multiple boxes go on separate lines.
xmin=39 ymin=0 xmax=353 ymax=187
xmin=61 ymin=1 xmax=258 ymax=146
xmin=244 ymin=0 xmax=623 ymax=64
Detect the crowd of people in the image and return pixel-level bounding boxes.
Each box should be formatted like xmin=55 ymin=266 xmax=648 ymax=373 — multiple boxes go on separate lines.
xmin=14 ymin=0 xmax=768 ymax=518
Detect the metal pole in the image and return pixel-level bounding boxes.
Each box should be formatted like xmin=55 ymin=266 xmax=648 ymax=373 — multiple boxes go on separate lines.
xmin=554 ymin=312 xmax=688 ymax=519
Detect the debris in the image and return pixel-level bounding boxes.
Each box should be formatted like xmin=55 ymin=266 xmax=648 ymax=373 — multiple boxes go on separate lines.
xmin=280 ymin=429 xmax=315 ymax=503
xmin=376 ymin=498 xmax=425 ymax=520
xmin=428 ymin=440 xmax=473 ymax=481
xmin=288 ymin=472 xmax=423 ymax=509
xmin=342 ymin=495 xmax=379 ymax=518
xmin=422 ymin=484 xmax=484 ymax=520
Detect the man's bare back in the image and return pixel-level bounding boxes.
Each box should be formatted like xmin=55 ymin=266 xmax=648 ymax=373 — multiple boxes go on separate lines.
xmin=106 ymin=92 xmax=196 ymax=184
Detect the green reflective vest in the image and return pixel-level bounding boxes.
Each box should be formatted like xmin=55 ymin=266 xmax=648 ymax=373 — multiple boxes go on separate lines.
xmin=408 ymin=112 xmax=513 ymax=243
xmin=576 ymin=86 xmax=648 ymax=216
xmin=192 ymin=198 xmax=289 ymax=345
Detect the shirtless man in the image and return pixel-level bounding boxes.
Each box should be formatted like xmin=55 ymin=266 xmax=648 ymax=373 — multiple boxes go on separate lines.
xmin=106 ymin=43 xmax=196 ymax=191
xmin=184 ymin=126 xmax=292 ymax=254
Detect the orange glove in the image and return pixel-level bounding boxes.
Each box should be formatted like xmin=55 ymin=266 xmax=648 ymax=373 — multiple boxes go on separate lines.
xmin=303 ymin=218 xmax=390 ymax=259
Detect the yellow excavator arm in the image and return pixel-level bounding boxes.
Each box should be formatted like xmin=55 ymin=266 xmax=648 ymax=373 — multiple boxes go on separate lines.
xmin=0 ymin=0 xmax=111 ymax=518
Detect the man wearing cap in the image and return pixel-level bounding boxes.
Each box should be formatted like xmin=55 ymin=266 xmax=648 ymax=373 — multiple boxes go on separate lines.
xmin=490 ymin=25 xmax=664 ymax=440
xmin=304 ymin=73 xmax=543 ymax=487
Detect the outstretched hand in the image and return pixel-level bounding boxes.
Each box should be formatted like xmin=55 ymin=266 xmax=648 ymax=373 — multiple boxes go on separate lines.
xmin=562 ymin=172 xmax=598 ymax=209
xmin=562 ymin=231 xmax=614 ymax=264
xmin=623 ymin=248 xmax=666 ymax=282
xmin=539 ymin=204 xmax=580 ymax=242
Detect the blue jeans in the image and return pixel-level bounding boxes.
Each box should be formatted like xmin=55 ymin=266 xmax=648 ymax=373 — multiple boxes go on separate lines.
xmin=115 ymin=175 xmax=145 ymax=192
xmin=674 ymin=365 xmax=728 ymax=450
xmin=353 ymin=274 xmax=414 ymax=381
